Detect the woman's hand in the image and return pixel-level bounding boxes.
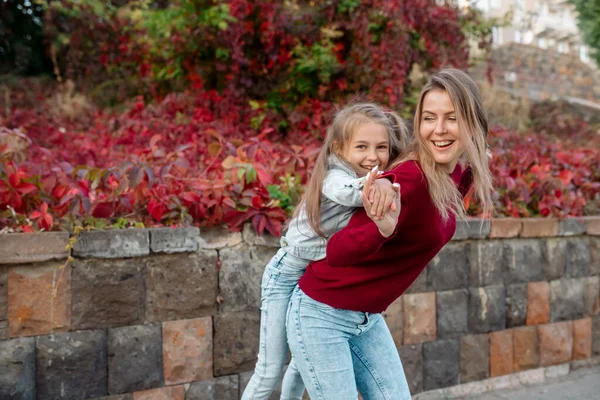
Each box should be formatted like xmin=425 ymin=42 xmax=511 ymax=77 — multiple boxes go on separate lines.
xmin=362 ymin=170 xmax=401 ymax=237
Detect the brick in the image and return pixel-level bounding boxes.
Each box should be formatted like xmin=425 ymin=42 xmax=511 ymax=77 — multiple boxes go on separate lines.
xmin=469 ymin=241 xmax=509 ymax=287
xmin=242 ymin=223 xmax=281 ymax=247
xmin=0 ymin=268 xmax=7 ymax=339
xmin=513 ymin=326 xmax=539 ymax=372
xmin=214 ymin=310 xmax=260 ymax=376
xmin=427 ymin=242 xmax=469 ymax=291
xmin=423 ymin=339 xmax=460 ymax=390
xmin=572 ymin=318 xmax=592 ymax=360
xmin=452 ymin=219 xmax=490 ymax=240
xmin=565 ymin=238 xmax=591 ymax=278
xmin=133 ymin=386 xmax=185 ymax=400
xmin=162 ymin=318 xmax=212 ymax=385
xmin=593 ymin=316 xmax=600 ymax=356
xmin=37 ymin=330 xmax=108 ymax=399
xmin=539 ymin=321 xmax=573 ymax=366
xmin=382 ymin=296 xmax=403 ymax=347
xmin=591 ymin=237 xmax=600 ymax=276
xmin=543 ymin=239 xmax=566 ymax=280
xmin=108 ymin=324 xmax=164 ymax=393
xmin=558 ymin=218 xmax=586 ymax=236
xmin=436 ymin=289 xmax=468 ymax=338
xmin=521 ymin=218 xmax=559 ymax=237
xmin=8 ymin=262 xmax=71 ymax=337
xmin=397 ymin=343 xmax=423 ymax=394
xmin=404 ymin=270 xmax=427 ymax=293
xmin=584 ymin=276 xmax=600 ymax=316
xmin=0 ymin=232 xmax=69 ymax=264
xmin=0 ymin=337 xmax=35 ymax=400
xmin=506 ymin=283 xmax=527 ymax=327
xmin=489 ymin=330 xmax=513 ymax=377
xmin=149 ymin=227 xmax=199 ymax=253
xmin=403 ymin=292 xmax=436 ymax=344
xmin=582 ymin=216 xmax=600 ymax=235
xmin=145 ymin=252 xmax=217 ymax=322
xmin=468 ymin=286 xmax=506 ymax=333
xmin=459 ymin=334 xmax=489 ymax=383
xmin=219 ymin=244 xmax=276 ymax=313
xmin=507 ymin=239 xmax=544 ymax=283
xmin=489 ymin=218 xmax=522 ymax=238
xmin=550 ymin=278 xmax=585 ymax=322
xmin=198 ymin=226 xmax=242 ymax=249
xmin=73 ymin=229 xmax=149 ymax=258
xmin=72 ymin=259 xmax=145 ymax=329
xmin=527 ymin=281 xmax=550 ymax=325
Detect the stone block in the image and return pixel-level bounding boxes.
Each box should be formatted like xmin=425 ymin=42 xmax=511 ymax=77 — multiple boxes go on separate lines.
xmin=145 ymin=252 xmax=217 ymax=322
xmin=489 ymin=330 xmax=513 ymax=377
xmin=506 ymin=283 xmax=527 ymax=327
xmin=219 ymin=244 xmax=276 ymax=313
xmin=72 ymin=259 xmax=145 ymax=329
xmin=404 ymin=270 xmax=427 ymax=293
xmin=198 ymin=226 xmax=242 ymax=249
xmin=526 ymin=281 xmax=550 ymax=325
xmin=550 ymin=278 xmax=585 ymax=322
xmin=583 ymin=216 xmax=600 ymax=235
xmin=149 ymin=227 xmax=199 ymax=253
xmin=398 ymin=343 xmax=423 ymax=394
xmin=543 ymin=239 xmax=566 ymax=280
xmin=559 ymin=218 xmax=586 ymax=236
xmin=423 ymin=339 xmax=460 ymax=391
xmin=37 ymin=330 xmax=108 ymax=399
xmin=427 ymin=242 xmax=469 ymax=291
xmin=214 ymin=310 xmax=260 ymax=376
xmin=459 ymin=334 xmax=489 ymax=383
xmin=403 ymin=292 xmax=436 ymax=344
xmin=0 ymin=268 xmax=7 ymax=339
xmin=242 ymin=223 xmax=281 ymax=247
xmin=507 ymin=239 xmax=543 ymax=283
xmin=0 ymin=337 xmax=35 ymax=400
xmin=132 ymin=386 xmax=185 ymax=400
xmin=73 ymin=229 xmax=149 ymax=258
xmin=489 ymin=218 xmax=522 ymax=238
xmin=513 ymin=326 xmax=539 ymax=372
xmin=108 ymin=324 xmax=163 ymax=394
xmin=163 ymin=318 xmax=212 ymax=385
xmin=0 ymin=232 xmax=69 ymax=264
xmin=452 ymin=219 xmax=490 ymax=240
xmin=185 ymin=381 xmax=215 ymax=400
xmin=436 ymin=289 xmax=468 ymax=339
xmin=214 ymin=375 xmax=240 ymax=400
xmin=589 ymin=237 xmax=600 ymax=276
xmin=469 ymin=240 xmax=509 ymax=287
xmin=8 ymin=262 xmax=71 ymax=337
xmin=584 ymin=276 xmax=600 ymax=316
xmin=521 ymin=218 xmax=559 ymax=237
xmin=572 ymin=318 xmax=592 ymax=360
xmin=468 ymin=286 xmax=506 ymax=333
xmin=91 ymin=396 xmax=133 ymax=400
xmin=565 ymin=238 xmax=591 ymax=278
xmin=382 ymin=296 xmax=403 ymax=347
xmin=539 ymin=321 xmax=573 ymax=366
xmin=593 ymin=316 xmax=600 ymax=356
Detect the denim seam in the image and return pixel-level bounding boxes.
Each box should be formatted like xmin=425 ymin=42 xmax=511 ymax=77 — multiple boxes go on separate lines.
xmin=349 ymin=343 xmax=391 ymax=400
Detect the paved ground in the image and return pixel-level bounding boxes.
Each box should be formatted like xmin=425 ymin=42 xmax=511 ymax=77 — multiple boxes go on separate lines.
xmin=461 ymin=365 xmax=600 ymax=400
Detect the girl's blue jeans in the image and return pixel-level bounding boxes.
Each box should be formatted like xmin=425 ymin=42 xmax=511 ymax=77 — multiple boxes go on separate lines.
xmin=286 ymin=286 xmax=412 ymax=400
xmin=241 ymin=249 xmax=308 ymax=400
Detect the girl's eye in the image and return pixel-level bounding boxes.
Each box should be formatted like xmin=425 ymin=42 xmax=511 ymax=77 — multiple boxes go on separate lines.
xmin=356 ymin=145 xmax=366 ymax=149
xmin=377 ymin=146 xmax=389 ymax=150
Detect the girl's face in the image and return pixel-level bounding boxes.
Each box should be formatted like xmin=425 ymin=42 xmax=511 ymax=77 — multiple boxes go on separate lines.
xmin=341 ymin=122 xmax=390 ymax=176
xmin=419 ymin=89 xmax=464 ymax=173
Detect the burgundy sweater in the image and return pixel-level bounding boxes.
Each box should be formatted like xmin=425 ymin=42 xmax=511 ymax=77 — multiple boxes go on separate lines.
xmin=299 ymin=160 xmax=473 ymax=313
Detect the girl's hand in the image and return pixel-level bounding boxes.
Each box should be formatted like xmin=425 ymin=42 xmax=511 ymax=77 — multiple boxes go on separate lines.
xmin=362 ymin=172 xmax=401 ymax=237
xmin=365 ymin=166 xmax=397 ymax=220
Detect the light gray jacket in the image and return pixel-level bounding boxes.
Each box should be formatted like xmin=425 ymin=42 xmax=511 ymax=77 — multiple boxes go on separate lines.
xmin=280 ymin=154 xmax=365 ymax=261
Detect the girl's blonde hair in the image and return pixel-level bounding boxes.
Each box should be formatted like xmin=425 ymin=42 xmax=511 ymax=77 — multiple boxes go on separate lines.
xmin=294 ymin=102 xmax=410 ymax=238
xmin=394 ymin=68 xmax=494 ymax=221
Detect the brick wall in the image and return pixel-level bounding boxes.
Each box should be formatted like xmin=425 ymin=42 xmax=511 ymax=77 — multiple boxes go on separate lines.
xmin=1 ymin=217 xmax=599 ymax=399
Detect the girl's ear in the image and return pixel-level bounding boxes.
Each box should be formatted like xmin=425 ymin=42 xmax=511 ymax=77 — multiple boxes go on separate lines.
xmin=331 ymin=141 xmax=342 ymax=155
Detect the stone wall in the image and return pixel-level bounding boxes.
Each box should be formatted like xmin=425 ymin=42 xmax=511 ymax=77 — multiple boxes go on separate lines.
xmin=1 ymin=217 xmax=600 ymax=399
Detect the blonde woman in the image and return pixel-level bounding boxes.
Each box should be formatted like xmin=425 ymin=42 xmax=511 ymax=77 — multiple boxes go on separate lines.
xmin=242 ymin=103 xmax=410 ymax=399
xmin=286 ymin=68 xmax=494 ymax=399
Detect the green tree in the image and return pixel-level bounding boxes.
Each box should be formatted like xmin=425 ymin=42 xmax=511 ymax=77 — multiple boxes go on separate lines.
xmin=569 ymin=0 xmax=600 ymax=65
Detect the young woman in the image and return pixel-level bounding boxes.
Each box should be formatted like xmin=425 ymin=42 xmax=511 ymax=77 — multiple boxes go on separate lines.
xmin=241 ymin=103 xmax=410 ymax=400
xmin=286 ymin=68 xmax=494 ymax=399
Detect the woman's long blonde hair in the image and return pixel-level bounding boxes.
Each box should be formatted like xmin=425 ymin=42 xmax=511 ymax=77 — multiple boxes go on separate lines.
xmin=293 ymin=103 xmax=410 ymax=238
xmin=393 ymin=68 xmax=494 ymax=221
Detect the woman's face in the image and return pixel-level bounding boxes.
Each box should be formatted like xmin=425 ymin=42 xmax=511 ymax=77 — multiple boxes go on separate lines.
xmin=419 ymin=89 xmax=464 ymax=173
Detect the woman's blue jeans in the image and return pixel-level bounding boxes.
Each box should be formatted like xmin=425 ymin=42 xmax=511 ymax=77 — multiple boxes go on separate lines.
xmin=286 ymin=286 xmax=411 ymax=400
xmin=241 ymin=249 xmax=307 ymax=400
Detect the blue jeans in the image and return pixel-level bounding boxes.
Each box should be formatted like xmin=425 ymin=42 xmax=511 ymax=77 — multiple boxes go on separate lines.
xmin=241 ymin=249 xmax=308 ymax=400
xmin=286 ymin=286 xmax=411 ymax=400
